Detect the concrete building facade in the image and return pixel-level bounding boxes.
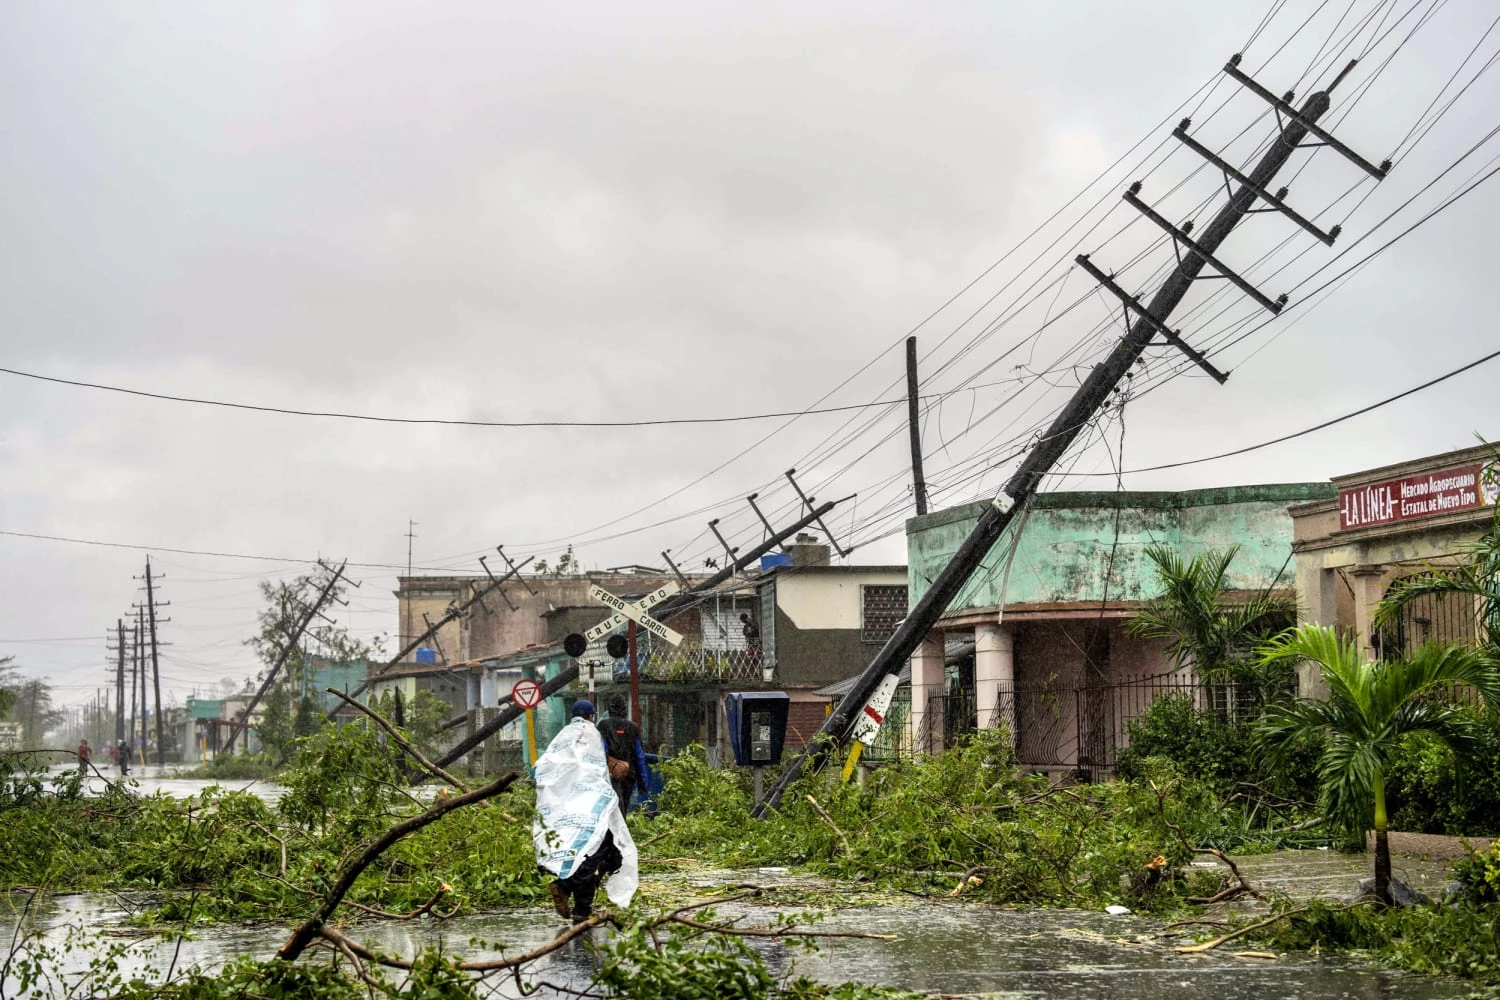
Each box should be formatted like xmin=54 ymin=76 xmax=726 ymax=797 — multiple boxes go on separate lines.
xmin=903 ymin=484 xmax=1333 ymax=774
xmin=1290 ymin=444 xmax=1499 ymax=694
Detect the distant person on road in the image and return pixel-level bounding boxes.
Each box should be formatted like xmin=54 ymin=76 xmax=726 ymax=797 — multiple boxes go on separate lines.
xmin=117 ymin=740 xmax=130 ymax=776
xmin=597 ymin=694 xmax=647 ymax=815
xmin=76 ymin=738 xmax=91 ymax=774
xmin=533 ymin=699 xmax=637 ymax=924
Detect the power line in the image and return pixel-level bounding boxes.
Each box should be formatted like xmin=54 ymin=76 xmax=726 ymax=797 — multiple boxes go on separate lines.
xmin=0 ymin=365 xmax=1004 ymax=430
xmin=1068 ymin=346 xmax=1500 ymax=476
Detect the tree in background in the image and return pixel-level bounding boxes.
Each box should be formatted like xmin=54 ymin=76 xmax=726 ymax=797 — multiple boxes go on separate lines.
xmin=0 ymin=656 xmax=18 ymax=718
xmin=372 ymin=689 xmax=453 ymax=755
xmin=1127 ymin=544 xmax=1299 ymax=708
xmin=1257 ymin=624 xmax=1500 ymax=905
xmin=246 ymin=566 xmax=380 ymax=764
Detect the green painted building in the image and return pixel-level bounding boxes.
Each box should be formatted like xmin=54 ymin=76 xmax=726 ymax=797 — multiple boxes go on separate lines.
xmin=902 ymin=483 xmax=1334 ymax=775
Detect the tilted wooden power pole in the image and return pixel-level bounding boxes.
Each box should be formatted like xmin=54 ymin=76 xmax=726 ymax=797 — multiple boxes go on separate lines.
xmin=755 ymin=55 xmax=1386 ymax=816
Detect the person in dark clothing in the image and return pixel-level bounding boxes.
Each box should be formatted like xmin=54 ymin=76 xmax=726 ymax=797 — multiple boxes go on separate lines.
xmin=740 ymin=612 xmax=760 ymax=646
xmin=596 ymin=694 xmax=647 ymax=815
xmin=548 ymin=830 xmax=623 ymax=923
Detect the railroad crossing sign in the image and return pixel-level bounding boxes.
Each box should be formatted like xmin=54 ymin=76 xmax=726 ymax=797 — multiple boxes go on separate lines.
xmin=584 ymin=584 xmax=684 ymax=646
xmin=511 ymin=678 xmax=543 ymax=710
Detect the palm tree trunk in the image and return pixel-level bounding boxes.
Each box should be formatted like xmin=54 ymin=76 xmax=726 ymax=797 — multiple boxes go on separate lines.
xmin=1372 ymin=771 xmax=1392 ymax=906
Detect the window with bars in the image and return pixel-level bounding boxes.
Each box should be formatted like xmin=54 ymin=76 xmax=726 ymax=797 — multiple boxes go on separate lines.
xmin=861 ymin=584 xmax=908 ymax=644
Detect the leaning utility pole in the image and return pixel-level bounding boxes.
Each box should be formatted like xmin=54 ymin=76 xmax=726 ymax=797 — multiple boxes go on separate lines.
xmin=142 ymin=557 xmax=167 ymax=766
xmin=225 ymin=561 xmax=348 ymax=753
xmin=424 ymin=495 xmax=853 ymax=780
xmin=906 ymin=336 xmax=928 ymax=516
xmin=756 ymin=55 xmax=1386 ymax=816
xmin=331 ymin=552 xmax=534 ymax=718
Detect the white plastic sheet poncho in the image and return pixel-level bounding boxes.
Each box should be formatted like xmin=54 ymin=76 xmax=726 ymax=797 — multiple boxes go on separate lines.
xmin=531 ymin=717 xmax=639 ymax=907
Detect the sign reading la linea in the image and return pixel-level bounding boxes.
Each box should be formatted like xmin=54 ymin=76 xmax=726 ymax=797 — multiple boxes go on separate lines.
xmin=1338 ymin=461 xmax=1494 ymax=531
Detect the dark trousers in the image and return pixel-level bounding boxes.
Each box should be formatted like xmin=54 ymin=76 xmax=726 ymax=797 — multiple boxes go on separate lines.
xmin=557 ymin=832 xmax=623 ymax=920
xmin=611 ymin=777 xmax=635 ymax=815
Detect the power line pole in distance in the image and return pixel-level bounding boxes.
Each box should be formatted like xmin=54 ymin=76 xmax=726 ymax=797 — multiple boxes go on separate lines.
xmin=906 ymin=336 xmax=928 ymax=516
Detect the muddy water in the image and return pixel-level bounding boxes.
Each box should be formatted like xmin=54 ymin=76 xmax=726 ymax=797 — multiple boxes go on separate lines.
xmin=7 ymin=862 xmax=1475 ymax=1000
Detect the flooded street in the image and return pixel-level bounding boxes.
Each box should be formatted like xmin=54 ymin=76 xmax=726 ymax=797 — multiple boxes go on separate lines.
xmin=6 ymin=847 xmax=1475 ymax=999
xmin=48 ymin=764 xmax=285 ymax=804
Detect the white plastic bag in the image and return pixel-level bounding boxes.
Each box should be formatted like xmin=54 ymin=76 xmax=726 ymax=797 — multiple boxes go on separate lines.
xmin=531 ymin=718 xmax=638 ymax=907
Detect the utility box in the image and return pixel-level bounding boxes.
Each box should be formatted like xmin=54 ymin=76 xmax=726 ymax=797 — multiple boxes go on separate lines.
xmin=724 ymin=691 xmax=790 ymax=767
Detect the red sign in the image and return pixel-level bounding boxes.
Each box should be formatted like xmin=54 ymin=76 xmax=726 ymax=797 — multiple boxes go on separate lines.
xmin=511 ymin=678 xmax=543 ymax=710
xmin=1338 ymin=462 xmax=1490 ymax=531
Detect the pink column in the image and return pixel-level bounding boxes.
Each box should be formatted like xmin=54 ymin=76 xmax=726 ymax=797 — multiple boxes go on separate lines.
xmin=908 ymin=635 xmax=946 ymax=755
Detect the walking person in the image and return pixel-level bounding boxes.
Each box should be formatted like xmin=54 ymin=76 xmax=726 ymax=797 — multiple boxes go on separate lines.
xmin=533 ymin=700 xmax=638 ymax=925
xmin=596 ymin=694 xmax=648 ymax=815
xmin=76 ymin=738 xmax=91 ymax=774
xmin=117 ymin=740 xmax=130 ymax=776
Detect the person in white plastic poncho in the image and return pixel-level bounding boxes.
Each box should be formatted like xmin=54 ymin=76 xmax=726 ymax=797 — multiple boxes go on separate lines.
xmin=532 ymin=699 xmax=639 ymax=923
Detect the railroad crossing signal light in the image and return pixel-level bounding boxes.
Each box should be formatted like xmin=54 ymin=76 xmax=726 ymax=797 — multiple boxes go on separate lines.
xmin=606 ymin=634 xmax=629 ymax=659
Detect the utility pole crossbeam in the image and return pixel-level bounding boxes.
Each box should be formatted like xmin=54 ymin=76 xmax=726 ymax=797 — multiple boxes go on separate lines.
xmin=1075 ymin=255 xmax=1229 ymax=383
xmin=477 ymin=556 xmax=520 ymax=611
xmin=1172 ymin=124 xmax=1340 ymax=246
xmin=226 ymin=562 xmax=348 ymax=753
xmin=661 ymin=550 xmax=692 ymax=588
xmin=495 ymin=546 xmax=538 ymax=596
xmin=423 ymin=495 xmax=856 ymax=781
xmin=906 ymin=336 xmax=929 ymax=516
xmin=333 ymin=553 xmax=534 ymax=717
xmin=1123 ymin=187 xmax=1288 ymax=314
xmin=707 ymin=519 xmax=739 ymax=575
xmin=784 ymin=469 xmax=849 ymax=557
xmin=755 ymin=63 xmax=1385 ymax=818
xmin=1223 ymin=55 xmax=1391 ymax=179
xmin=745 ymin=495 xmax=787 ymax=554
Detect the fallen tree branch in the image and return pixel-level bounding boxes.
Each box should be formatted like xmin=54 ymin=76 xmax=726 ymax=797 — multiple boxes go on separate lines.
xmin=320 ymin=914 xmax=606 ymax=972
xmin=1173 ymin=899 xmax=1378 ymax=955
xmin=1152 ymin=779 xmax=1266 ymax=904
xmin=668 ymin=915 xmax=897 ymax=940
xmin=246 ymin=820 xmax=288 ymax=877
xmin=327 ymin=687 xmax=470 ymax=792
xmin=277 ymin=772 xmax=517 ymax=961
xmin=805 ymin=794 xmax=853 ymax=860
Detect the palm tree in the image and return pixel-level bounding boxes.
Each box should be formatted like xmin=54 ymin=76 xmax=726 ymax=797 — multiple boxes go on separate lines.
xmin=1256 ymin=624 xmax=1500 ymax=904
xmin=1126 ymin=544 xmax=1298 ymax=707
xmin=1373 ymin=504 xmax=1500 ymax=655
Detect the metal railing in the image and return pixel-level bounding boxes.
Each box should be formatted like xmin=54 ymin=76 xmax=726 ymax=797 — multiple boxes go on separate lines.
xmin=623 ymin=640 xmax=770 ymax=685
xmin=874 ymin=671 xmax=1251 ymax=775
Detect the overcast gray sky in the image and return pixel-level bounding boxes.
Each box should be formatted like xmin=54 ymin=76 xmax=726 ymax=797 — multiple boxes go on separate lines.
xmin=3 ymin=0 xmax=1497 ymax=711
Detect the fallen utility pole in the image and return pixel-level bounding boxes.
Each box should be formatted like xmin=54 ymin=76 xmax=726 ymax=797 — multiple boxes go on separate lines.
xmin=755 ymin=58 xmax=1380 ymax=817
xmin=422 ymin=495 xmax=852 ymax=781
xmin=329 ymin=554 xmax=533 ymax=719
xmin=225 ymin=562 xmax=347 ymax=753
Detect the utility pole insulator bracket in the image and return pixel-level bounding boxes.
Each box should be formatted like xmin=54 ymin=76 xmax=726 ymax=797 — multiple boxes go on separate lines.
xmin=1124 ymin=190 xmax=1286 ymax=314
xmin=1076 ymin=255 xmax=1229 ymax=383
